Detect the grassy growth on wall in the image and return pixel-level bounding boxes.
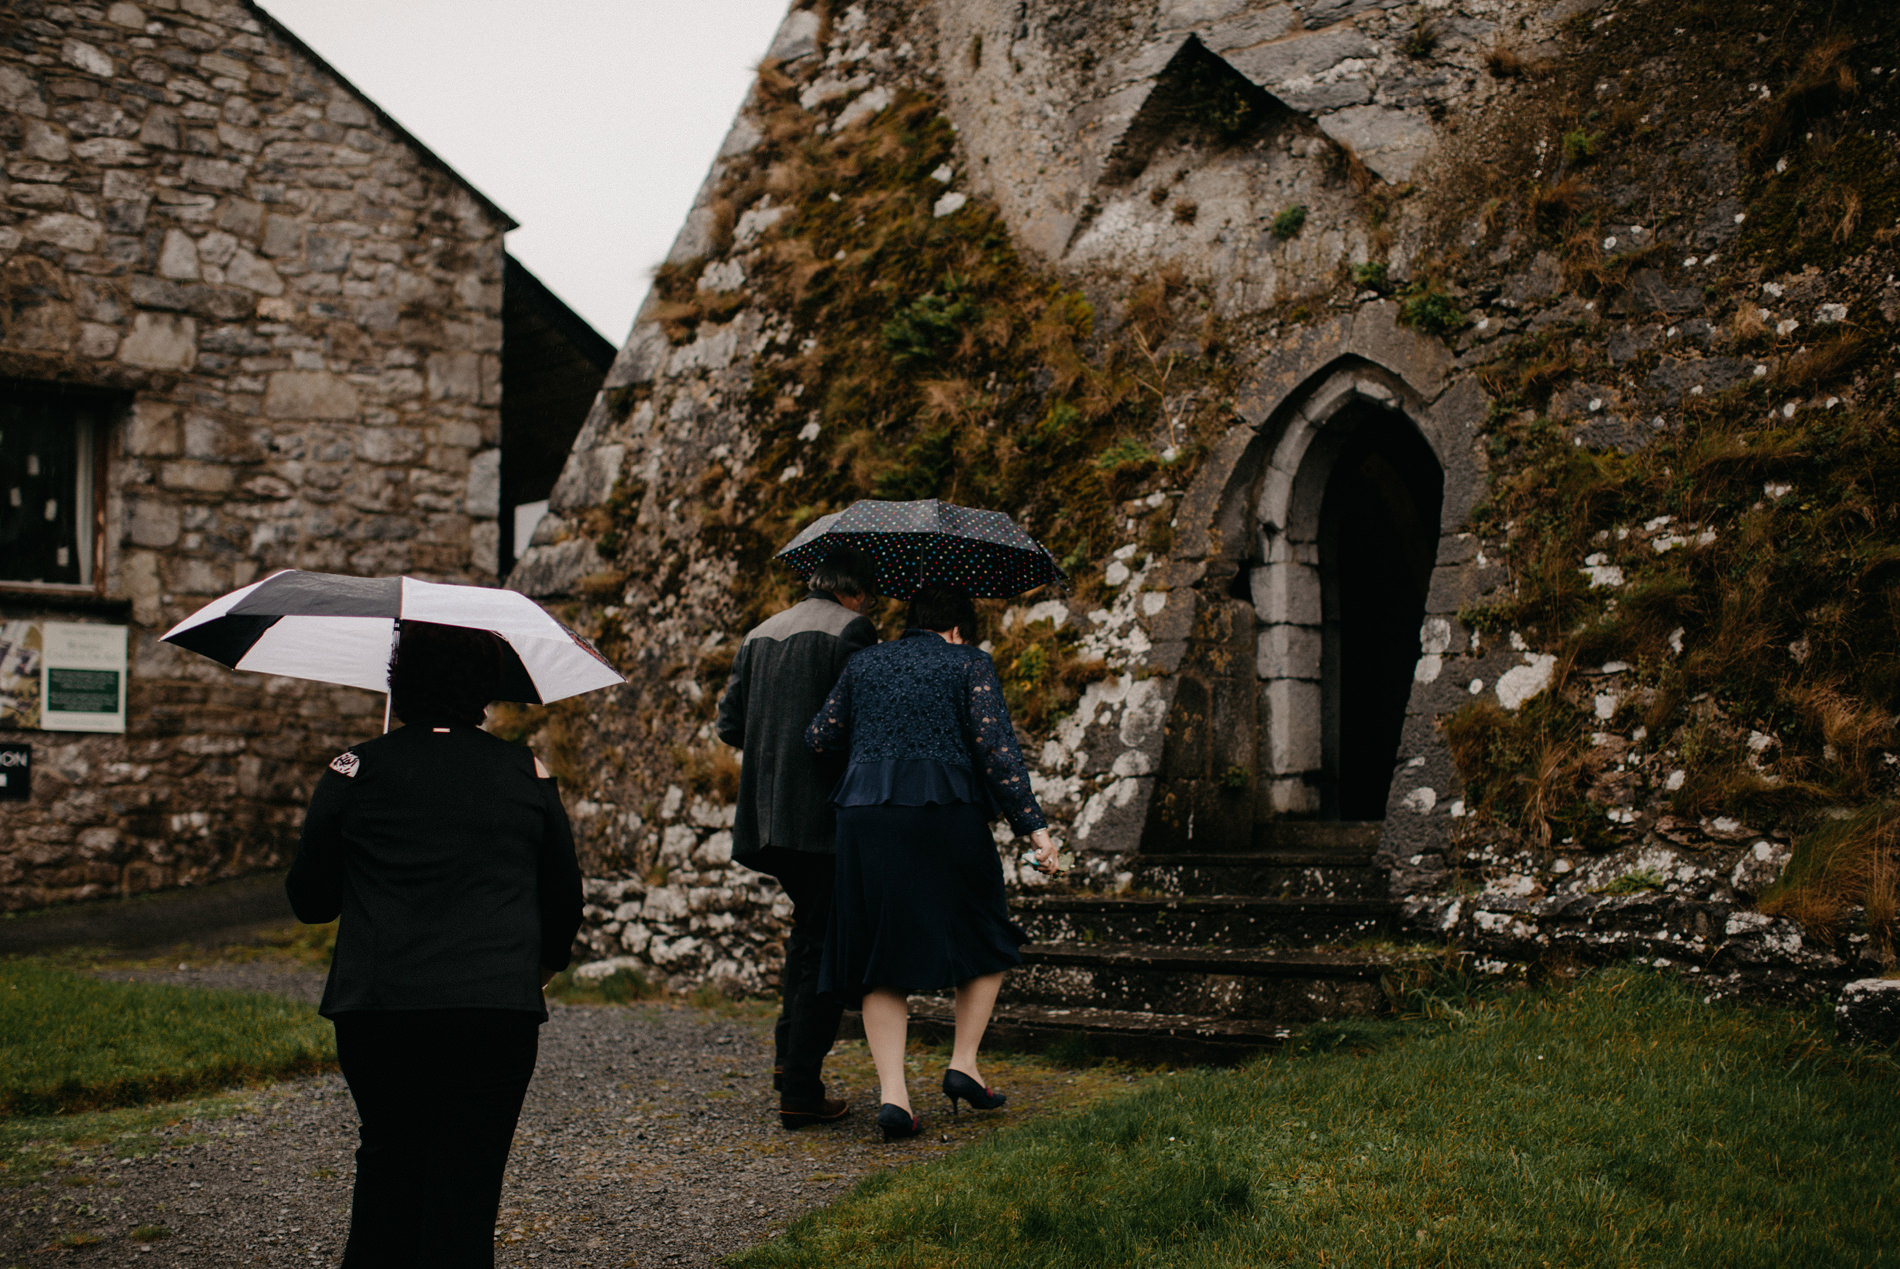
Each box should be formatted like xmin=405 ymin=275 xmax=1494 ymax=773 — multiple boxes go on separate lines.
xmin=597 ymin=78 xmax=1237 ymax=666
xmin=734 ymin=967 xmax=1900 ymax=1268
xmin=1416 ymin=0 xmax=1900 ymax=956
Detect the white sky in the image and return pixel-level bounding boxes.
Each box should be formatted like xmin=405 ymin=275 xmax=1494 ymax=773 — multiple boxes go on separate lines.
xmin=258 ymin=0 xmax=792 ymax=347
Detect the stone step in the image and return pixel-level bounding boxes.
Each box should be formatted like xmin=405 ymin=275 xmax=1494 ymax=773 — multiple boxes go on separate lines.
xmin=1131 ymin=852 xmax=1384 ymax=899
xmin=903 ymin=1000 xmax=1292 ymax=1065
xmin=1002 ymin=941 xmax=1399 ymax=1020
xmin=1252 ymin=820 xmax=1385 ymax=854
xmin=1015 ymin=894 xmax=1397 ymax=949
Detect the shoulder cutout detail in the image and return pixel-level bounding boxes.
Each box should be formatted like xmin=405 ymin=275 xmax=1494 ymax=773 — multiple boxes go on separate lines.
xmin=533 ymin=756 xmax=551 ymax=779
xmin=328 ymin=752 xmax=360 ymax=778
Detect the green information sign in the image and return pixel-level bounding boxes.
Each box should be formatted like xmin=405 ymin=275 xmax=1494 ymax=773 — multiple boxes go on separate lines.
xmin=46 ymin=667 xmax=120 ymax=715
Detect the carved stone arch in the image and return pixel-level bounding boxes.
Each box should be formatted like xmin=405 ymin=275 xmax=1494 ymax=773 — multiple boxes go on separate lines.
xmin=1242 ymin=357 xmax=1447 ymax=819
xmin=1136 ymin=303 xmax=1489 ymax=858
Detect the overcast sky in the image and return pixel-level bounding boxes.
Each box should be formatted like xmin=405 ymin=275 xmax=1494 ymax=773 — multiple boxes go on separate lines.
xmin=258 ymin=0 xmax=792 ymax=347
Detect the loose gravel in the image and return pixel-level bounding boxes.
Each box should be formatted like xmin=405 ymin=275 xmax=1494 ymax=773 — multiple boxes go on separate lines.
xmin=2 ymin=961 xmax=1147 ymax=1266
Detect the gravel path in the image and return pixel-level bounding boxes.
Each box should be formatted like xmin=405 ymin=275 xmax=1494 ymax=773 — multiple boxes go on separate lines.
xmin=3 ymin=962 xmax=1133 ymax=1266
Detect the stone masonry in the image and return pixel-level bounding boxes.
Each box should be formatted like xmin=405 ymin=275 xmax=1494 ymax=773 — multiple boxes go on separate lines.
xmin=0 ymin=0 xmax=509 ymax=908
xmin=518 ymin=0 xmax=1898 ymax=1000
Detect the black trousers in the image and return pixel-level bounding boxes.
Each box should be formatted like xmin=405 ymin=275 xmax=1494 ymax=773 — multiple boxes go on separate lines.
xmin=332 ymin=1009 xmax=541 ymax=1268
xmin=757 ymin=847 xmax=845 ymax=1102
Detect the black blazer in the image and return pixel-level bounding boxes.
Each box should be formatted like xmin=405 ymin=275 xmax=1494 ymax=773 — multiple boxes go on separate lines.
xmin=287 ymin=724 xmax=584 ymax=1019
xmin=715 ymin=593 xmax=876 ymax=863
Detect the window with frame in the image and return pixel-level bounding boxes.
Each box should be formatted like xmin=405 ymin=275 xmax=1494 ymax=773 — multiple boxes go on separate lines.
xmin=1 ymin=382 xmax=109 ymax=590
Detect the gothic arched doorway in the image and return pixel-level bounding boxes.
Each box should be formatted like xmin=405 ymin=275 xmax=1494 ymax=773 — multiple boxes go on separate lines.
xmin=1247 ymin=367 xmax=1447 ymax=823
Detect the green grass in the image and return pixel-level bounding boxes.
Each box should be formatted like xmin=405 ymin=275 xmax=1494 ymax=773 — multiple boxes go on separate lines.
xmin=0 ymin=961 xmax=334 ymax=1116
xmin=732 ymin=968 xmax=1900 ymax=1268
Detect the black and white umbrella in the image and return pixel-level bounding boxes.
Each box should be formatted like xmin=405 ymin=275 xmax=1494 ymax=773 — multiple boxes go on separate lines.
xmin=161 ymin=569 xmax=623 ymax=705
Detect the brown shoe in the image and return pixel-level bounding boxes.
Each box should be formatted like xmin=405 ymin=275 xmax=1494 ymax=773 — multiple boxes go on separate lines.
xmin=779 ymin=1095 xmax=849 ymax=1130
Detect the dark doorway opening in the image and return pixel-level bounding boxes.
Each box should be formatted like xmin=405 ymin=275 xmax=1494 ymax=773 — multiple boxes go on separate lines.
xmin=1317 ymin=404 xmax=1443 ymax=819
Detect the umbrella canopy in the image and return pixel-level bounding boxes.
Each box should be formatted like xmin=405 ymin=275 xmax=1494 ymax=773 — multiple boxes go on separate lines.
xmin=774 ymin=498 xmax=1067 ymax=600
xmin=160 ymin=570 xmax=623 ymax=705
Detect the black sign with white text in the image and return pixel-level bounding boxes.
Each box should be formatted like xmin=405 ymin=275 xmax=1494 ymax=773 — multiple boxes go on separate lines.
xmin=0 ymin=742 xmax=27 ymax=800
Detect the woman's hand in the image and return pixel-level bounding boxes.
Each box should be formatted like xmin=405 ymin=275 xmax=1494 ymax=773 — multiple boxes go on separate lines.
xmin=1029 ymin=828 xmax=1059 ymax=873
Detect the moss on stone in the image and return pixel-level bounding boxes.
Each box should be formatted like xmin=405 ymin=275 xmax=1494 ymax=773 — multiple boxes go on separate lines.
xmin=596 ymin=79 xmax=1238 ymax=685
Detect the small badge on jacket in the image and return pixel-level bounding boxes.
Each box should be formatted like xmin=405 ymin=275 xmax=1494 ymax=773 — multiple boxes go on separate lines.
xmin=328 ymin=752 xmax=361 ymax=778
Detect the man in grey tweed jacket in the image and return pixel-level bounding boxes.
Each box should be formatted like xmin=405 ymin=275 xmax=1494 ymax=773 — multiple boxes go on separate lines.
xmin=716 ymin=547 xmax=877 ymax=1129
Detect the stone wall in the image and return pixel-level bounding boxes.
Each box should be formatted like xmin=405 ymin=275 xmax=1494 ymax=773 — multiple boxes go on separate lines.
xmin=0 ymin=0 xmax=509 ymax=908
xmin=524 ymin=0 xmax=1896 ymax=997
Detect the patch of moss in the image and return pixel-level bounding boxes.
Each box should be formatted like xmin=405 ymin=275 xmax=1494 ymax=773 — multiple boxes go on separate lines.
xmin=987 ymin=614 xmax=1112 ymax=733
xmin=1417 ymin=0 xmax=1900 ymax=905
xmin=1397 ymin=280 xmax=1464 ymax=337
xmin=600 ymin=81 xmax=1238 ymax=646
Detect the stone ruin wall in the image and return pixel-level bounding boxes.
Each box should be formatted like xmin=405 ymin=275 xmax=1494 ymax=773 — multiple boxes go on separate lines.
xmin=516 ymin=0 xmax=1898 ymax=998
xmin=0 ymin=0 xmax=509 ymax=908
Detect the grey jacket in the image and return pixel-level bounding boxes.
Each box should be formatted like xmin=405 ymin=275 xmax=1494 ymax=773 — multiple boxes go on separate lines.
xmin=716 ymin=593 xmax=876 ymax=864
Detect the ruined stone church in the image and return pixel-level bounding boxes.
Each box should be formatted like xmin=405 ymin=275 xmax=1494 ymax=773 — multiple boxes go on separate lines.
xmin=516 ymin=0 xmax=1896 ymax=1045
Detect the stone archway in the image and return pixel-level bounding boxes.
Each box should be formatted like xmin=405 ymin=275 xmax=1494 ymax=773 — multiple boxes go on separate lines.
xmin=1129 ymin=302 xmax=1488 ymax=865
xmin=1249 ymin=362 xmax=1445 ymax=821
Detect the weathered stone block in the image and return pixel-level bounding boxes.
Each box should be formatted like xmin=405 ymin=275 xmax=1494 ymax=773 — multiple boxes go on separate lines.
xmin=158 ymin=228 xmax=200 ymax=279
xmin=226 ymin=248 xmax=284 ymax=295
xmin=1257 ymin=623 xmax=1319 ymax=680
xmin=159 ymin=460 xmax=235 ymax=493
xmin=466 ymin=448 xmax=500 ymax=517
xmin=1159 ymin=674 xmax=1209 ymax=776
xmin=119 ymin=311 xmax=198 ymax=369
xmin=1263 ymin=775 xmax=1320 ymax=816
xmin=180 ymin=155 xmax=244 ymax=189
xmin=126 ymin=498 xmax=182 ymax=546
xmin=1252 ymin=562 xmax=1320 ymax=627
xmin=549 ymin=444 xmax=626 ymax=512
xmin=260 ymin=213 xmax=303 ymax=257
xmin=1263 ymin=677 xmax=1320 ymax=774
xmin=1836 ymin=979 xmax=1900 ymax=1048
xmin=355 ymin=426 xmax=423 ymax=465
xmin=426 ymin=351 xmax=480 ymax=401
xmin=264 ymin=370 xmax=360 ymax=419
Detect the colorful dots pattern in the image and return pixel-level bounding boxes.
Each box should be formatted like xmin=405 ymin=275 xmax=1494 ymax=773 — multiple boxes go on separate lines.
xmin=774 ymin=498 xmax=1069 ymax=599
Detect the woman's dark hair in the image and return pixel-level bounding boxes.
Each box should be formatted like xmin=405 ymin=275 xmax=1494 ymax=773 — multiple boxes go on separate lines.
xmin=908 ymin=583 xmax=977 ymax=642
xmin=809 ymin=545 xmax=876 ymax=599
xmin=387 ymin=621 xmax=505 ymax=726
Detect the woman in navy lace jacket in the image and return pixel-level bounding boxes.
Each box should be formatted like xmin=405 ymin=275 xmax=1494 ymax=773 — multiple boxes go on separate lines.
xmin=806 ymin=582 xmax=1059 ymax=1140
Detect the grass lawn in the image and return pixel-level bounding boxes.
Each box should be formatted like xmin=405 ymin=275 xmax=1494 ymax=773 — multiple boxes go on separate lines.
xmin=0 ymin=960 xmax=334 ymax=1116
xmin=733 ymin=968 xmax=1900 ymax=1269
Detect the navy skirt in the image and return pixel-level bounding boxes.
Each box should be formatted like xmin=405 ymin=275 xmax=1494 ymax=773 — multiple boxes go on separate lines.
xmin=818 ymin=802 xmax=1027 ymax=1005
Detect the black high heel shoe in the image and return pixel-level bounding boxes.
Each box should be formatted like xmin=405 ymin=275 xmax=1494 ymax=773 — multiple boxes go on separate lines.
xmin=877 ymin=1103 xmax=921 ymax=1141
xmin=942 ymin=1069 xmax=1007 ymax=1120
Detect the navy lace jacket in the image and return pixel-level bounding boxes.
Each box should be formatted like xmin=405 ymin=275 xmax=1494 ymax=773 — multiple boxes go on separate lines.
xmin=805 ymin=630 xmax=1048 ymax=836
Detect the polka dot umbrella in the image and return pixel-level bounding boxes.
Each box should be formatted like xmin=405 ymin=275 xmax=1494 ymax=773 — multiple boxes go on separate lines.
xmin=774 ymin=499 xmax=1069 ymax=599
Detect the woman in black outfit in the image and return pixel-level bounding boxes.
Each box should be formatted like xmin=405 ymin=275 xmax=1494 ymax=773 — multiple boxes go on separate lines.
xmin=807 ymin=583 xmax=1058 ymax=1140
xmin=287 ymin=621 xmax=583 ymax=1267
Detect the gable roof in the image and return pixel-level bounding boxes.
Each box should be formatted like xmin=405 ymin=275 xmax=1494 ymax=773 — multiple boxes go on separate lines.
xmin=245 ymin=2 xmax=519 ymax=232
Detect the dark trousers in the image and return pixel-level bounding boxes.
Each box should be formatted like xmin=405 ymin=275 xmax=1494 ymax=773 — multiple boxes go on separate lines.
xmin=333 ymin=1009 xmax=541 ymax=1269
xmin=758 ymin=847 xmax=845 ymax=1102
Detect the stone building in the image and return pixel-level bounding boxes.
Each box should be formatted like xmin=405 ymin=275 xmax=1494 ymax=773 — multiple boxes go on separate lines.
xmin=0 ymin=0 xmax=607 ymax=909
xmin=518 ymin=0 xmax=1898 ymax=1035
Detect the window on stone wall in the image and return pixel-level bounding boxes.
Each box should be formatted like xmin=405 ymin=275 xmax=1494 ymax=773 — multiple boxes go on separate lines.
xmin=0 ymin=383 xmax=110 ymax=590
